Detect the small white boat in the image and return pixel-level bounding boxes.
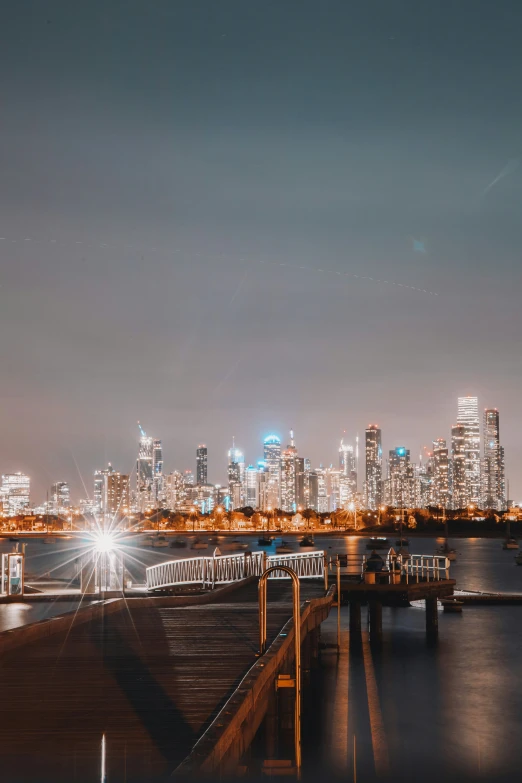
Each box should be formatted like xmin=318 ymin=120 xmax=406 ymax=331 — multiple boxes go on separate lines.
xmin=151 ymin=535 xmax=169 ymax=548
xmin=276 ymin=541 xmax=293 ymax=555
xmin=191 ymin=538 xmax=209 ymax=550
xmin=442 ymin=598 xmax=463 ymax=613
xmin=220 ymin=540 xmax=249 ymax=552
xmin=503 ymin=538 xmax=519 ymax=550
xmin=41 ymin=537 xmax=57 ymax=544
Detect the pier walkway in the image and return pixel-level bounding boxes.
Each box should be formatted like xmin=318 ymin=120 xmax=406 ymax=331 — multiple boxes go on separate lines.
xmin=0 ymin=578 xmax=329 ymax=783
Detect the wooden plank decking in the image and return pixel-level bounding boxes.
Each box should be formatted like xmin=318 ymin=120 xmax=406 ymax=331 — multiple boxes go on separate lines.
xmin=0 ymin=580 xmax=326 ymax=783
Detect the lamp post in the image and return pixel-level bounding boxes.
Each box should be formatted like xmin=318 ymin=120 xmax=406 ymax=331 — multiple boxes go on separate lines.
xmin=191 ymin=506 xmax=197 ymax=533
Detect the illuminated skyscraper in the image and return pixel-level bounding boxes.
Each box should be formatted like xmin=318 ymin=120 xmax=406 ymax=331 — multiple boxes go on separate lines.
xmin=105 ymin=472 xmax=130 ymax=515
xmin=457 ymin=396 xmax=481 ymax=505
xmin=196 ymin=445 xmax=208 ymax=486
xmin=451 ymin=424 xmax=467 ymax=509
xmin=153 ymin=438 xmax=164 ymax=505
xmin=482 ymin=409 xmax=506 ymax=510
xmin=280 ymin=430 xmax=298 ymax=512
xmin=387 ymin=448 xmax=415 ymax=507
xmin=365 ymin=425 xmax=382 ymax=509
xmin=94 ymin=464 xmax=114 ymax=514
xmin=245 ymin=465 xmax=258 ymax=508
xmin=1 ymin=473 xmax=31 ymax=515
xmin=432 ymin=439 xmax=451 ymax=509
xmin=165 ymin=471 xmax=184 ymax=511
xmin=50 ymin=481 xmax=70 ymax=512
xmin=137 ymin=423 xmax=154 ymax=510
xmin=263 ymin=435 xmax=281 ymax=509
xmin=228 ymin=440 xmax=245 ymax=509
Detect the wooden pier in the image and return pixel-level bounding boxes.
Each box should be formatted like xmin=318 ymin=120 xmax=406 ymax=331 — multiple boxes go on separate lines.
xmin=0 ymin=578 xmax=331 ymax=782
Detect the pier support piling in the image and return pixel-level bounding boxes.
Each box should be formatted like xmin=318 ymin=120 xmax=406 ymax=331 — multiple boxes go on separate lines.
xmin=369 ymin=600 xmax=383 ymax=645
xmin=349 ymin=600 xmax=362 ymax=642
xmin=425 ymin=596 xmax=438 ymax=642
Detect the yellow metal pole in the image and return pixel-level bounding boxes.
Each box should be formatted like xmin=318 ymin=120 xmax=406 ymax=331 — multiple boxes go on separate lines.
xmin=258 ymin=565 xmax=301 ymax=777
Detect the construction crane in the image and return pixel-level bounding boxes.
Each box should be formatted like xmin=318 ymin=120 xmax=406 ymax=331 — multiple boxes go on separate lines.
xmin=137 ymin=421 xmax=146 ymax=438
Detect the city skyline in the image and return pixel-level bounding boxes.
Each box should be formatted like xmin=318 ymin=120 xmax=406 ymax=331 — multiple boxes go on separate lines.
xmin=1 ymin=395 xmax=511 ymax=511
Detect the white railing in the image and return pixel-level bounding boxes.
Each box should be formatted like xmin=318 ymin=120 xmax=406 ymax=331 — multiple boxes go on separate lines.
xmin=145 ymin=550 xmax=450 ymax=591
xmin=401 ymin=554 xmax=450 ymax=583
xmin=145 ymin=550 xmax=325 ymax=591
xmin=266 ymin=551 xmax=325 ymax=579
xmin=330 ymin=552 xmax=451 ymax=583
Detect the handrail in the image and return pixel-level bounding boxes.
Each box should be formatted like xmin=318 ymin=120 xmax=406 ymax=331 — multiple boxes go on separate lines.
xmin=145 ymin=550 xmax=325 ymax=591
xmin=258 ymin=566 xmax=301 ymax=779
xmin=145 ymin=549 xmax=450 ymax=591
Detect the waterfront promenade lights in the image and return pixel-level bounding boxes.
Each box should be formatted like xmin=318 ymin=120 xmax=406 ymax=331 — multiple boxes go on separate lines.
xmin=378 ymin=505 xmax=386 ymax=526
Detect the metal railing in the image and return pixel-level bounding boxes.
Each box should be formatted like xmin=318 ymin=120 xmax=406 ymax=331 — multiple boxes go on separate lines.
xmin=328 ymin=552 xmax=451 ymax=584
xmin=266 ymin=551 xmax=325 ymax=581
xmin=145 ymin=549 xmax=450 ymax=591
xmin=401 ymin=554 xmax=450 ymax=583
xmin=145 ymin=549 xmax=325 ymax=591
xmin=258 ymin=565 xmax=302 ymax=778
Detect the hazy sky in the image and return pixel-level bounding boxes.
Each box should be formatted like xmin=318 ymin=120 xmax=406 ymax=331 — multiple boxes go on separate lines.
xmin=1 ymin=0 xmax=522 ymax=501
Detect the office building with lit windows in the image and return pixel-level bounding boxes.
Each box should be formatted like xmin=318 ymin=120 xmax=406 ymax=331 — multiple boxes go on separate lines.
xmin=263 ymin=435 xmax=281 ymax=509
xmin=457 ymin=396 xmax=481 ymax=505
xmin=1 ymin=473 xmax=31 ymax=516
xmin=196 ymin=445 xmax=208 ymax=486
xmin=482 ymin=408 xmax=506 ymax=510
xmin=432 ymin=439 xmax=451 ymax=509
xmin=386 ymin=447 xmax=415 ymax=508
xmin=451 ymin=424 xmax=467 ymax=509
xmin=280 ymin=431 xmax=298 ymax=512
xmin=365 ymin=425 xmax=382 ymax=509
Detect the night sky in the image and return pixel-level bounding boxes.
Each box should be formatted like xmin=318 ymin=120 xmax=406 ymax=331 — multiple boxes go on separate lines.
xmin=1 ymin=1 xmax=522 ymax=501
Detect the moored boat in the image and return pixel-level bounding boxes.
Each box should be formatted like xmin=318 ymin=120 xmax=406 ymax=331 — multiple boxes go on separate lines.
xmin=515 ymin=552 xmax=522 ymax=565
xmin=257 ymin=536 xmax=273 ymax=546
xmin=191 ymin=538 xmax=209 ymax=550
xmin=442 ymin=598 xmax=463 ymax=613
xmin=170 ymin=537 xmax=187 ymax=548
xmin=151 ymin=535 xmax=169 ymax=548
xmin=503 ymin=538 xmax=519 ymax=550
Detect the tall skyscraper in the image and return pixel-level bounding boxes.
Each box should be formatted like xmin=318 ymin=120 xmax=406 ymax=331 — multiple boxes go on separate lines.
xmin=263 ymin=435 xmax=281 ymax=509
xmin=245 ymin=464 xmax=258 ymax=508
xmin=196 ymin=444 xmax=208 ymax=486
xmin=94 ymin=464 xmax=114 ymax=514
xmin=153 ymin=438 xmax=164 ymax=504
xmin=482 ymin=409 xmax=506 ymax=510
xmin=165 ymin=471 xmax=184 ymax=511
xmin=137 ymin=423 xmax=154 ymax=511
xmin=50 ymin=481 xmax=70 ymax=512
xmin=228 ymin=440 xmax=245 ymax=509
xmin=386 ymin=448 xmax=415 ymax=507
xmin=432 ymin=439 xmax=451 ymax=508
xmin=451 ymin=424 xmax=467 ymax=509
xmin=280 ymin=430 xmax=298 ymax=512
xmin=365 ymin=425 xmax=382 ymax=510
xmin=457 ymin=396 xmax=481 ymax=505
xmin=105 ymin=472 xmax=130 ymax=515
xmin=1 ymin=473 xmax=30 ymax=516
